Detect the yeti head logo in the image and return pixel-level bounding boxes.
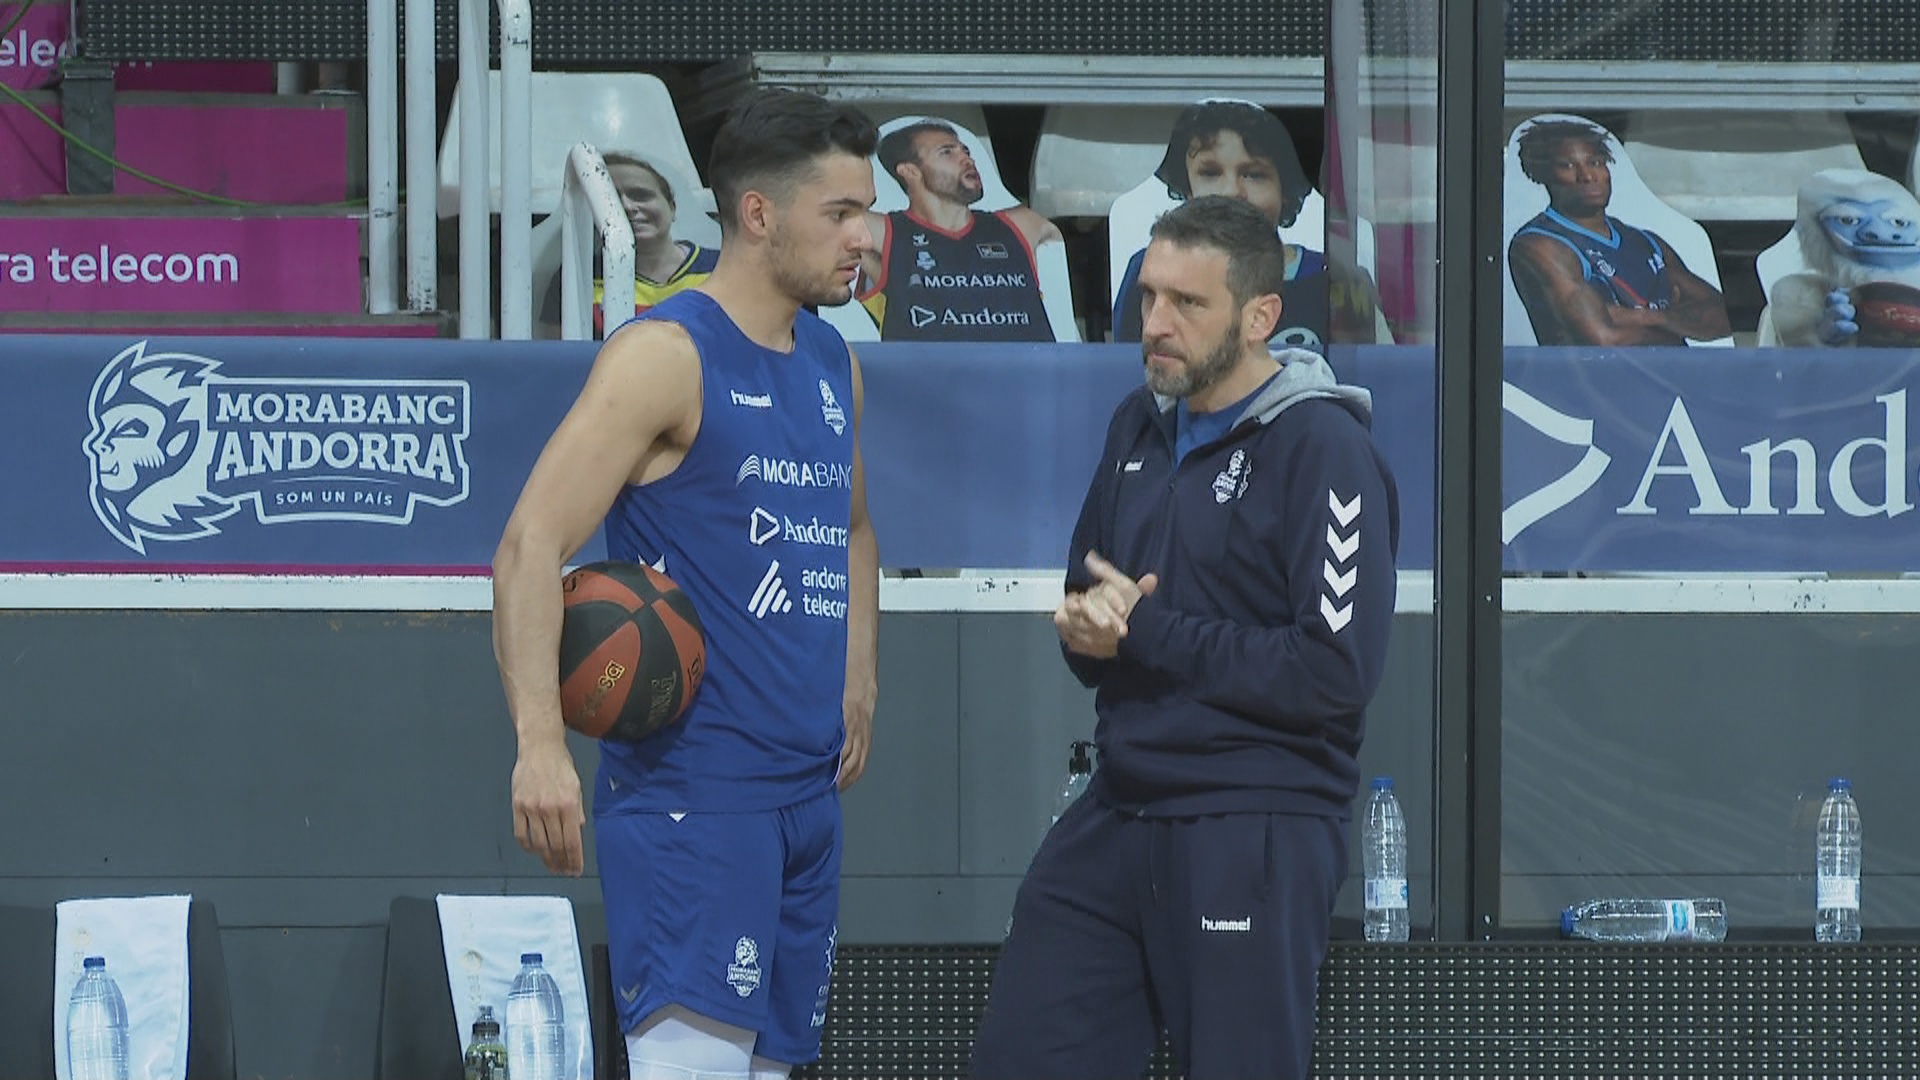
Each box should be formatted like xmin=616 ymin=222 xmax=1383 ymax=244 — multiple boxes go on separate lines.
xmin=84 ymin=342 xmax=233 ymax=553
xmin=818 ymin=378 xmax=847 ymax=436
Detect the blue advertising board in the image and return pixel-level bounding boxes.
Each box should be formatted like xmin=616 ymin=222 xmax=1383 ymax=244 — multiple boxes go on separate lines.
xmin=4 ymin=334 xmax=1919 ymax=575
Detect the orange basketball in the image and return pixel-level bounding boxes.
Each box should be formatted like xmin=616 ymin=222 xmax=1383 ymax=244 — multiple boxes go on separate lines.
xmin=557 ymin=560 xmax=706 ymax=742
xmin=1851 ymin=281 xmax=1920 ymax=347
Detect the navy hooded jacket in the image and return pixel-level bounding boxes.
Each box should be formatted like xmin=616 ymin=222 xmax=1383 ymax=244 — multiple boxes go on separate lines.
xmin=1065 ymin=348 xmax=1401 ymax=819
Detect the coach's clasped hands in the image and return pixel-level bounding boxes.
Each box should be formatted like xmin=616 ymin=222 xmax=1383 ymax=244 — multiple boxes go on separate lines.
xmin=1055 ymin=552 xmax=1158 ymax=659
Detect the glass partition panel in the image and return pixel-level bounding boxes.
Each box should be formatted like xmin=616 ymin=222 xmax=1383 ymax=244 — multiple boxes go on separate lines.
xmin=1327 ymin=0 xmax=1441 ymax=936
xmin=1498 ymin=0 xmax=1920 ymax=936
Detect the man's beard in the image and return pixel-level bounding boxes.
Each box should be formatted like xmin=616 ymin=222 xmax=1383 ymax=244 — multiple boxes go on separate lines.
xmin=1143 ymin=323 xmax=1241 ymax=398
xmin=769 ymin=227 xmax=851 ymax=308
xmin=935 ymin=175 xmax=984 ymax=206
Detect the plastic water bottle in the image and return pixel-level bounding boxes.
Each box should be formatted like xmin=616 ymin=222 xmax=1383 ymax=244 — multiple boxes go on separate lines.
xmin=464 ymin=1003 xmax=509 ymax=1080
xmin=505 ymin=952 xmax=564 ymax=1080
xmin=1362 ymin=777 xmax=1409 ymax=941
xmin=1560 ymin=898 xmax=1727 ymax=942
xmin=66 ymin=956 xmax=130 ymax=1080
xmin=1048 ymin=741 xmax=1094 ymax=831
xmin=1816 ymin=777 xmax=1862 ymax=942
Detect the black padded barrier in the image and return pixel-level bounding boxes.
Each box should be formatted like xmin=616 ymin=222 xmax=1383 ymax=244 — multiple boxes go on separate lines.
xmin=78 ymin=0 xmax=1327 ymax=63
xmin=77 ymin=0 xmax=1920 ymax=65
xmin=760 ymin=942 xmax=1920 ymax=1080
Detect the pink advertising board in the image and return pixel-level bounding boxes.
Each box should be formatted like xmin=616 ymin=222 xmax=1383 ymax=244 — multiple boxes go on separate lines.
xmin=0 ymin=3 xmax=268 ymax=93
xmin=0 ymin=3 xmax=71 ymax=92
xmin=0 ymin=97 xmax=62 ymax=199
xmin=0 ymin=319 xmax=443 ymax=337
xmin=0 ymin=215 xmax=364 ymax=314
xmin=0 ymin=100 xmax=351 ymax=203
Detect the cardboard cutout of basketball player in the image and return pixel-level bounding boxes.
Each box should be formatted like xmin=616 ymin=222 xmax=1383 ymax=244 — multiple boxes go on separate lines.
xmin=1504 ymin=114 xmax=1733 ymax=347
xmin=537 ymin=151 xmax=721 ymax=340
xmin=1107 ymin=99 xmax=1334 ymax=351
xmin=822 ymin=115 xmax=1075 ymax=343
xmin=1755 ymin=168 xmax=1920 ymax=348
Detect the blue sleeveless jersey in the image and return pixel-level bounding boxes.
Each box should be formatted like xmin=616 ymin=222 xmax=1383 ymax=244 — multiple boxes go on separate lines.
xmin=595 ymin=290 xmax=855 ymax=814
xmin=1516 ymin=209 xmax=1673 ymax=310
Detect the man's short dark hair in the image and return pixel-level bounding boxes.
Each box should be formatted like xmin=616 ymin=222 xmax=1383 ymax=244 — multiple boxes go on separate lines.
xmin=1149 ymin=195 xmax=1288 ymax=309
xmin=1516 ymin=119 xmax=1614 ymax=186
xmin=600 ymin=152 xmax=673 ymax=208
xmin=876 ymin=121 xmax=957 ymax=188
xmin=1155 ymin=101 xmax=1311 ymax=229
xmin=708 ymin=89 xmax=880 ymax=233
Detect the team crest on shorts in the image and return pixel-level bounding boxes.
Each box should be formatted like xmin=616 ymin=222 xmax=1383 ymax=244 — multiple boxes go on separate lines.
xmin=727 ymin=935 xmax=762 ymax=997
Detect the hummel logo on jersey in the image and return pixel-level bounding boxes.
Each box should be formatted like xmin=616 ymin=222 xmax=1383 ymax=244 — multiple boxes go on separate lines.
xmin=1322 ymin=489 xmax=1361 ymax=633
xmin=750 ymin=560 xmax=793 ymax=618
xmin=730 ymin=389 xmax=772 ymax=408
xmin=912 ymin=233 xmax=929 ymax=247
xmin=1200 ymin=915 xmax=1252 ymax=932
xmin=819 ymin=379 xmax=847 ymax=436
xmin=749 ymin=507 xmax=780 ymax=545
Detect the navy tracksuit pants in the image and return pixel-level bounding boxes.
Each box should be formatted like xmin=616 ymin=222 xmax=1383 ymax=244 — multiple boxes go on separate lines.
xmin=971 ymin=792 xmax=1347 ymax=1080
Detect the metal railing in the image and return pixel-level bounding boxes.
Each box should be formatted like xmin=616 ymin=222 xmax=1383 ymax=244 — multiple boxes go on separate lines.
xmin=368 ymin=0 xmax=533 ymax=339
xmin=557 ymin=143 xmax=636 ymax=341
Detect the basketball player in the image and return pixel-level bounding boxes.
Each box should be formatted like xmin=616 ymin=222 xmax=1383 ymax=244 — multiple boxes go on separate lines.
xmin=537 ymin=152 xmax=718 ymax=339
xmin=1113 ymin=100 xmax=1332 ymax=350
xmin=969 ymin=197 xmax=1400 ymax=1080
xmin=1508 ymin=119 xmax=1731 ymax=346
xmin=492 ymin=89 xmax=880 ymax=1080
xmin=855 ymin=120 xmax=1062 ymax=341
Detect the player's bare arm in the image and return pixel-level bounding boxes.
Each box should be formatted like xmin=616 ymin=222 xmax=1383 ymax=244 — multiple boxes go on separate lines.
xmin=856 ymin=210 xmax=890 ymax=295
xmin=1007 ymin=205 xmax=1064 ymax=248
xmin=1509 ymin=232 xmax=1678 ymax=346
xmin=491 ymin=319 xmax=702 ymax=875
xmin=839 ymin=346 xmax=879 ymax=790
xmin=1651 ymin=236 xmax=1733 ymax=342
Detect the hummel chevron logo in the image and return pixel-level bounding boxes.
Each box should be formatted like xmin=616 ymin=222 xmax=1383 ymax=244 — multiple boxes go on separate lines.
xmin=1322 ymin=488 xmax=1361 ymax=634
xmin=1329 ymin=490 xmax=1361 ymax=526
xmin=1325 ymin=524 xmax=1360 ymax=562
xmin=1323 ymin=562 xmax=1356 ymax=596
xmin=1321 ymin=595 xmax=1353 ymax=632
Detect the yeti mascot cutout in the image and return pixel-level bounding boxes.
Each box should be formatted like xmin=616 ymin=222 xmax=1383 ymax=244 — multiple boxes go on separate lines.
xmin=1766 ymin=168 xmax=1920 ymax=348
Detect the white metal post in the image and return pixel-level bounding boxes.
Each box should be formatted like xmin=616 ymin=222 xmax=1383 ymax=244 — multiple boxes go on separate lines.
xmin=560 ymin=144 xmax=634 ymax=341
xmin=456 ymin=0 xmax=491 ymax=338
xmin=403 ymin=0 xmax=438 ymax=312
xmin=497 ymin=0 xmax=533 ymax=339
xmin=365 ymin=0 xmax=399 ymax=314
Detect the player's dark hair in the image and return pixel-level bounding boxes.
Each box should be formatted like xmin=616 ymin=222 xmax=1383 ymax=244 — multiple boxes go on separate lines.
xmin=1155 ymin=100 xmax=1311 ymax=229
xmin=877 ymin=121 xmax=959 ymax=188
xmin=1516 ymin=120 xmax=1614 ymax=186
xmin=709 ymin=89 xmax=879 ymax=233
xmin=1150 ymin=195 xmax=1288 ymax=309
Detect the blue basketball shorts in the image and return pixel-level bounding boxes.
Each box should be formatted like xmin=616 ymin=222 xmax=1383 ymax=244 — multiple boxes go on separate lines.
xmin=596 ymin=788 xmax=841 ymax=1065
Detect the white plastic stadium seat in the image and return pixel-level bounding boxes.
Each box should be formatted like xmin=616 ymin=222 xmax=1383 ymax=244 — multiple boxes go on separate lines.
xmin=437 ymin=71 xmax=713 ymax=222
xmin=1030 ymin=105 xmax=1186 ymax=219
xmin=1620 ymin=109 xmax=1865 ymax=222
